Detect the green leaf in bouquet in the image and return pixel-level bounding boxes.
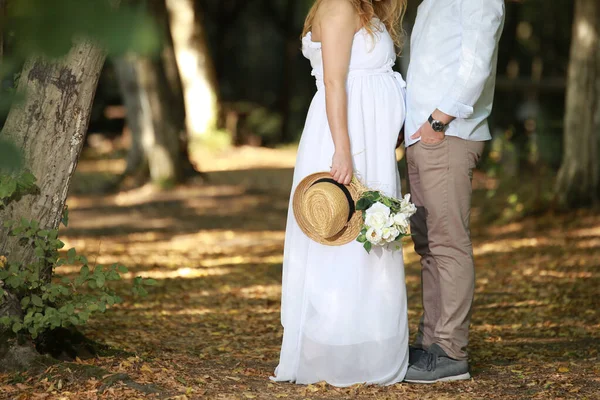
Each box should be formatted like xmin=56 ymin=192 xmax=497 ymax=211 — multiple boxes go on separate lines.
xmin=356 ymin=197 xmax=373 ymax=211
xmin=357 ymin=232 xmax=367 ymax=243
xmin=364 ymin=242 xmax=372 ymax=254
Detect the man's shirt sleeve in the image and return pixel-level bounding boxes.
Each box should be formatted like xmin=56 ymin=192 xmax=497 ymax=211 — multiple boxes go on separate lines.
xmin=437 ymin=0 xmax=505 ymax=119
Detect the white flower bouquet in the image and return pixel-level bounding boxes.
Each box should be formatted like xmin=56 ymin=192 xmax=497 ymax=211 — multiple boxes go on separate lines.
xmin=355 ymin=187 xmax=417 ymax=253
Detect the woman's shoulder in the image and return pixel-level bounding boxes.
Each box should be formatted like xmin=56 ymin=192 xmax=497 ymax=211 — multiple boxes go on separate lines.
xmin=313 ymin=0 xmax=360 ymax=35
xmin=316 ymin=0 xmax=358 ymax=19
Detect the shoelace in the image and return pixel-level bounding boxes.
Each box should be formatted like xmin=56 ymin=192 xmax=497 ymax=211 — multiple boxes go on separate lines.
xmin=420 ymin=352 xmax=437 ymax=372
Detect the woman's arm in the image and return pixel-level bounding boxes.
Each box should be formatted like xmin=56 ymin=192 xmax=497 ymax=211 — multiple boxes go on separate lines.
xmin=316 ymin=0 xmax=357 ymax=185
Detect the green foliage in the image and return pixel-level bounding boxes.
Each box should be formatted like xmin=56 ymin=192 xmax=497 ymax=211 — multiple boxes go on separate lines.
xmin=0 ymin=0 xmax=162 ymax=114
xmin=6 ymin=0 xmax=160 ymax=59
xmin=0 ymin=169 xmax=37 ymax=208
xmin=0 ymin=218 xmax=155 ymax=339
xmin=245 ymin=107 xmax=283 ymax=141
xmin=0 ymin=139 xmax=24 ymax=174
xmin=355 ymin=190 xmax=403 ymax=214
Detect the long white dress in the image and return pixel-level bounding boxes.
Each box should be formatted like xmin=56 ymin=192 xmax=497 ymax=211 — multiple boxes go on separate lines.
xmin=271 ymin=21 xmax=409 ymax=387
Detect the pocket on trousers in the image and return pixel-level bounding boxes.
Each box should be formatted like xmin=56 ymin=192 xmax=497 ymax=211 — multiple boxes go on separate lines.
xmin=419 ymin=136 xmax=448 ymax=150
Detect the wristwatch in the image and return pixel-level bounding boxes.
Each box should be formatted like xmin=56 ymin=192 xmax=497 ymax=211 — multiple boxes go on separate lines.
xmin=428 ymin=115 xmax=448 ymax=132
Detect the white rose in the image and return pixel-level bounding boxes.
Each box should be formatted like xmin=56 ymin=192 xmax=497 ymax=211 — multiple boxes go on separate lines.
xmin=365 ymin=202 xmax=391 ymax=218
xmin=365 ymin=202 xmax=392 ymax=230
xmin=366 ymin=227 xmax=383 ymax=245
xmin=400 ymin=194 xmax=417 ymax=216
xmin=365 ymin=213 xmax=387 ymax=230
xmin=388 ymin=227 xmax=400 ymax=242
xmin=381 ymin=227 xmax=394 ymax=241
xmin=393 ymin=212 xmax=408 ymax=226
xmin=385 ymin=215 xmax=395 ymax=228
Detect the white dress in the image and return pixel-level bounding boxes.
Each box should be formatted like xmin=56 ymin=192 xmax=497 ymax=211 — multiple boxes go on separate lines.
xmin=271 ymin=21 xmax=409 ymax=387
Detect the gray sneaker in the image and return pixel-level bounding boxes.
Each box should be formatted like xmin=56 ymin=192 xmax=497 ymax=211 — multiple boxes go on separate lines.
xmin=409 ymin=345 xmax=427 ymax=365
xmin=404 ymin=343 xmax=471 ymax=384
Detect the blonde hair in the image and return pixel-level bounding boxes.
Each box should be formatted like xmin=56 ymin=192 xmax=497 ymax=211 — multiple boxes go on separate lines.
xmin=302 ymin=0 xmax=407 ymax=51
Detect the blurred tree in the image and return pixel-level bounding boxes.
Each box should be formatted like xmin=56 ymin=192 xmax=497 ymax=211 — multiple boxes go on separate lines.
xmin=114 ymin=55 xmax=183 ymax=186
xmin=115 ymin=0 xmax=201 ymax=188
xmin=264 ymin=0 xmax=298 ymax=143
xmin=165 ymin=0 xmax=219 ymax=138
xmin=555 ymin=0 xmax=599 ymax=207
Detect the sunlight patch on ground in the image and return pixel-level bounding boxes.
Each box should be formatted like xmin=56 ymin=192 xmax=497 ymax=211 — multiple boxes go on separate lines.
xmin=475 ymin=237 xmax=564 ymax=256
xmin=193 ymin=145 xmax=298 ymax=172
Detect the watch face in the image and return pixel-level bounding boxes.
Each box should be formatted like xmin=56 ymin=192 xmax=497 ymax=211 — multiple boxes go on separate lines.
xmin=432 ymin=120 xmax=445 ymax=132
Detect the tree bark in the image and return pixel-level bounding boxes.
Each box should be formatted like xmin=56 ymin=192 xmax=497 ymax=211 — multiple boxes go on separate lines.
xmin=0 ymin=39 xmax=106 ymax=266
xmin=165 ymin=0 xmax=219 ymax=137
xmin=0 ymin=40 xmax=105 ymax=368
xmin=114 ymin=54 xmax=182 ymax=186
xmin=555 ymin=0 xmax=600 ymax=207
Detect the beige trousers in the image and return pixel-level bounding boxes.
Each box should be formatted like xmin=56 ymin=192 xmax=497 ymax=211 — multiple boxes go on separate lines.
xmin=406 ymin=136 xmax=485 ymax=361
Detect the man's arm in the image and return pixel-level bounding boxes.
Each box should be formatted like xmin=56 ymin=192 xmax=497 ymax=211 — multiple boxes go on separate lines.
xmin=436 ymin=0 xmax=505 ymax=119
xmin=411 ymin=0 xmax=505 ymax=142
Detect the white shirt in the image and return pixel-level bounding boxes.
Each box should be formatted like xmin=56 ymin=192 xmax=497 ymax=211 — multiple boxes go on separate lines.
xmin=404 ymin=0 xmax=505 ymax=147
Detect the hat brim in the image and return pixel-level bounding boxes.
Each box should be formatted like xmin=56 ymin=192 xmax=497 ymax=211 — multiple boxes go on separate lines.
xmin=292 ymin=172 xmax=363 ymax=246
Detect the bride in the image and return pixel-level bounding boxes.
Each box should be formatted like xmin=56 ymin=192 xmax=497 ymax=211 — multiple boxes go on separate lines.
xmin=271 ymin=0 xmax=409 ymax=386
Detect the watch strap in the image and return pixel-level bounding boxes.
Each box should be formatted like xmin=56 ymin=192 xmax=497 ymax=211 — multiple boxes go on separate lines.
xmin=428 ymin=114 xmax=447 ymax=132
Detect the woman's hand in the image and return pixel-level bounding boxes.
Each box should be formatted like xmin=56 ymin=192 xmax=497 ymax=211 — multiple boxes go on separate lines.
xmin=331 ymin=148 xmax=353 ymax=185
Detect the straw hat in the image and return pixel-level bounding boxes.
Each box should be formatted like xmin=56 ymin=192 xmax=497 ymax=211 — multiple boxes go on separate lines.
xmin=292 ymin=172 xmax=364 ymax=246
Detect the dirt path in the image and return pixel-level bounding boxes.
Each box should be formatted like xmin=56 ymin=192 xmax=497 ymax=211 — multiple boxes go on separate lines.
xmin=2 ymin=147 xmax=599 ymax=399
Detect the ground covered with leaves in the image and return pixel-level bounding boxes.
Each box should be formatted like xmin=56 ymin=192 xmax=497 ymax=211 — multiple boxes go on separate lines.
xmin=1 ymin=146 xmax=599 ymax=399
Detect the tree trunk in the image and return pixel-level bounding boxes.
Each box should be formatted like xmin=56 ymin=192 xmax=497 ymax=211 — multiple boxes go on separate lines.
xmin=165 ymin=0 xmax=219 ymax=137
xmin=0 ymin=39 xmax=105 ymax=266
xmin=0 ymin=40 xmax=105 ymax=369
xmin=112 ymin=1 xmax=201 ymax=190
xmin=555 ymin=0 xmax=600 ymax=207
xmin=114 ymin=54 xmax=182 ymax=187
xmin=113 ymin=56 xmax=148 ymax=180
xmin=157 ymin=2 xmax=201 ymax=179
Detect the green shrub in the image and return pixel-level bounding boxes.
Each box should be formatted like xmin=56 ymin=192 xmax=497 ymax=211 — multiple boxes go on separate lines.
xmin=0 ymin=170 xmax=155 ymax=340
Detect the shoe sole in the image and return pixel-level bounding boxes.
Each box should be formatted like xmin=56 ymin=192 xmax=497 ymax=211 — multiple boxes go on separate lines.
xmin=404 ymin=372 xmax=471 ymax=384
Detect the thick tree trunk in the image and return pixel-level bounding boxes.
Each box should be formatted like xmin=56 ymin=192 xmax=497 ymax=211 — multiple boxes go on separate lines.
xmin=555 ymin=0 xmax=600 ymax=207
xmin=0 ymin=39 xmax=105 ymax=266
xmin=0 ymin=40 xmax=105 ymax=369
xmin=165 ymin=0 xmax=219 ymax=137
xmin=114 ymin=54 xmax=182 ymax=186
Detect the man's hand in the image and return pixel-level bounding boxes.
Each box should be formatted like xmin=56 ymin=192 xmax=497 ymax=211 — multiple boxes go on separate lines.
xmin=410 ymin=121 xmax=445 ymax=145
xmin=410 ymin=109 xmax=455 ymax=144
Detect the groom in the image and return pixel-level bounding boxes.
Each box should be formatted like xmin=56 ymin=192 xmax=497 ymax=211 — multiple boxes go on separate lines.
xmin=403 ymin=0 xmax=505 ymax=383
